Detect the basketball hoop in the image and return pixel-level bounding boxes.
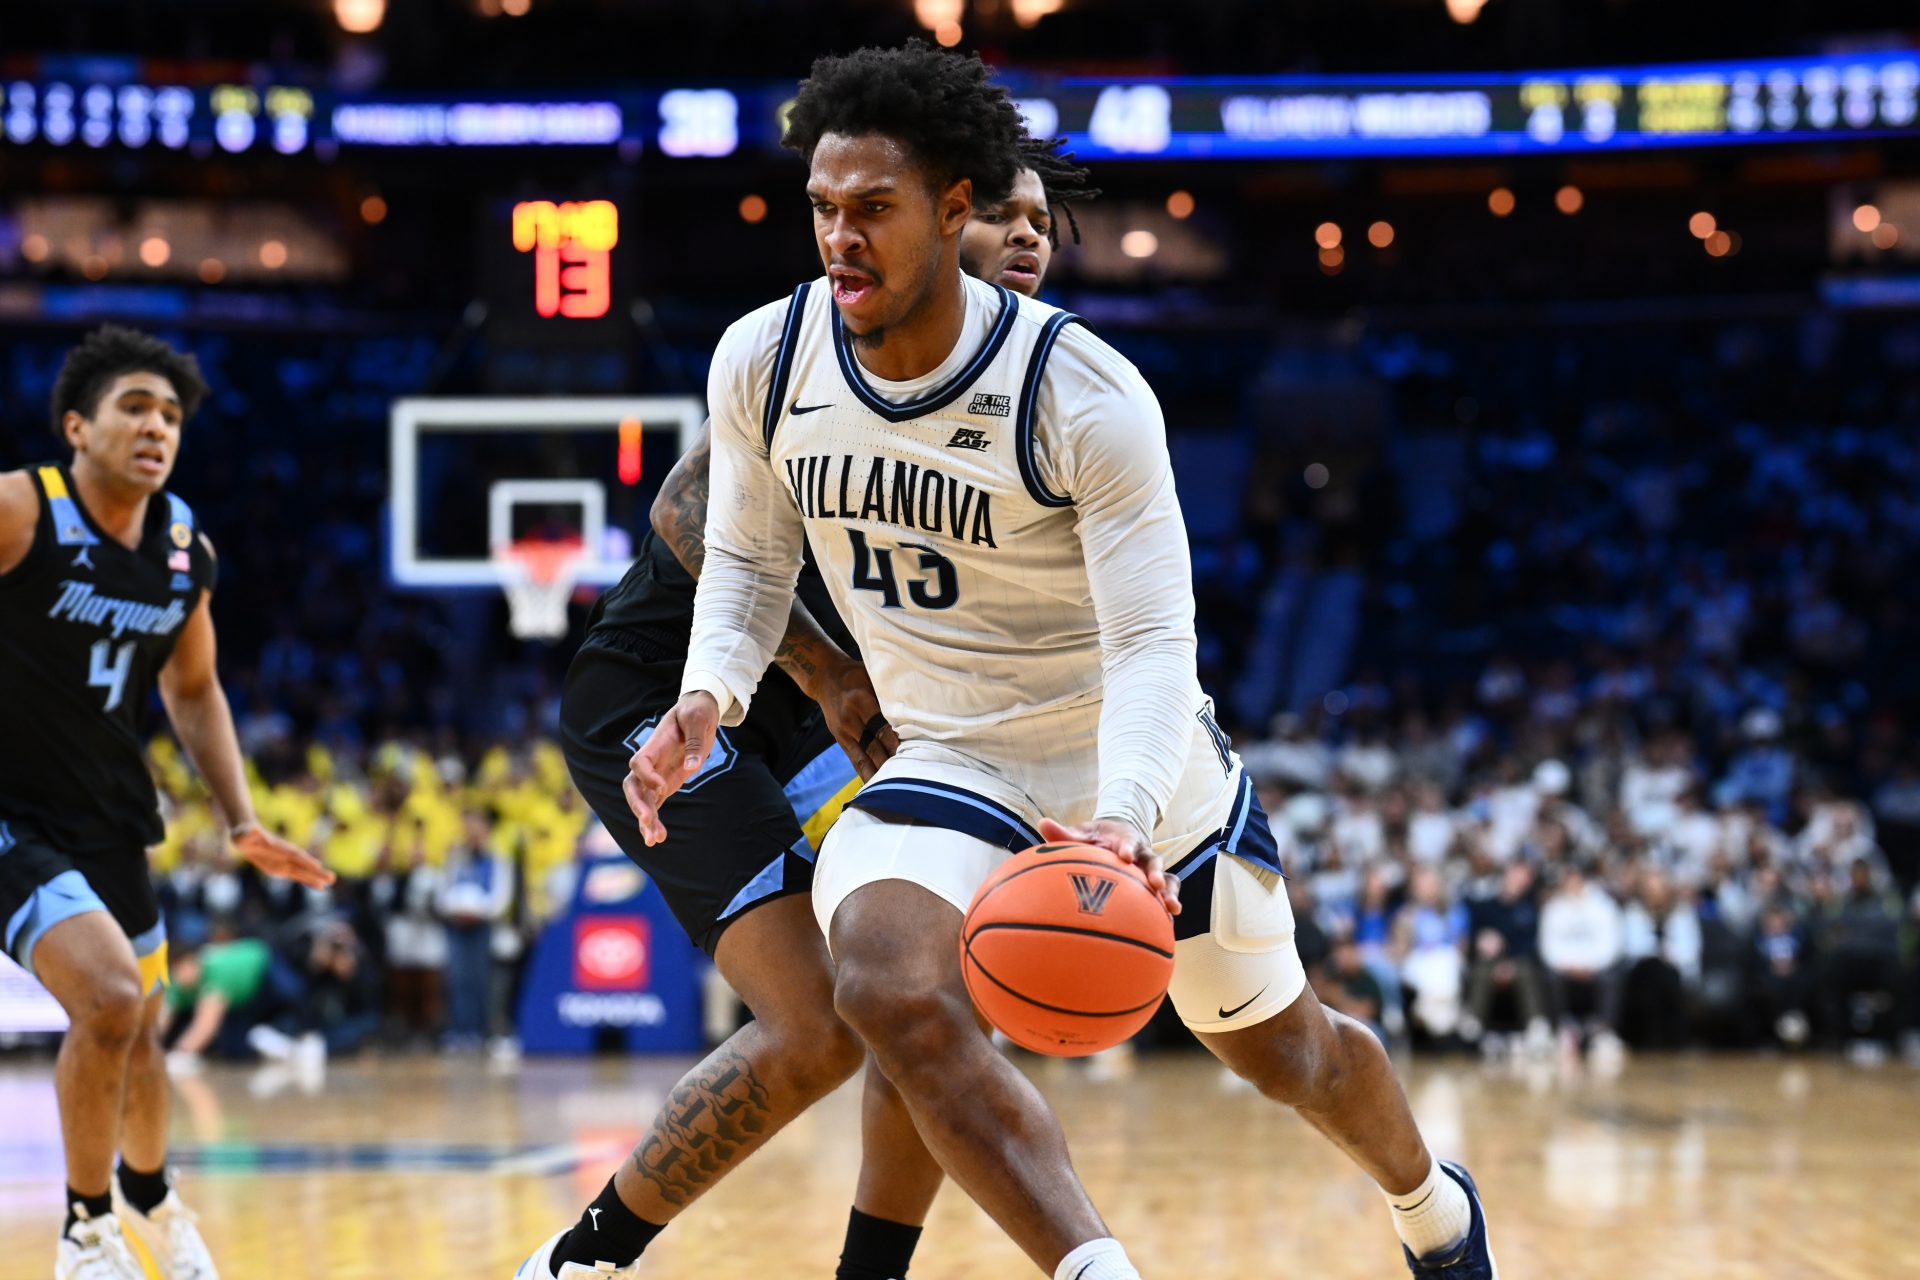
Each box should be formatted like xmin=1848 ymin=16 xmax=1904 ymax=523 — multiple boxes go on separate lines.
xmin=496 ymin=536 xmax=586 ymax=639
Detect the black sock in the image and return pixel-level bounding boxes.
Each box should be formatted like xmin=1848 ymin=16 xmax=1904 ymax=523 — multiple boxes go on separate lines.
xmin=552 ymin=1178 xmax=665 ymax=1270
xmin=837 ymin=1207 xmax=924 ymax=1280
xmin=117 ymin=1161 xmax=170 ymax=1215
xmin=64 ymin=1187 xmax=112 ymax=1238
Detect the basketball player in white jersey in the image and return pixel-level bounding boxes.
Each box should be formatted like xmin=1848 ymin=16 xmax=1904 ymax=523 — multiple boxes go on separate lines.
xmin=631 ymin=42 xmax=1497 ymax=1280
xmin=512 ymin=127 xmax=1102 ymax=1280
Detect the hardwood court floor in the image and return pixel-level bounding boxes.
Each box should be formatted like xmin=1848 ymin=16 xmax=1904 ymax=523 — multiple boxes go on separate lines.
xmin=2 ymin=1050 xmax=1917 ymax=1279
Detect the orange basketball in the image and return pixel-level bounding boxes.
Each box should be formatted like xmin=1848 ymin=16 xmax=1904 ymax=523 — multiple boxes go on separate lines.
xmin=960 ymin=842 xmax=1176 ymax=1057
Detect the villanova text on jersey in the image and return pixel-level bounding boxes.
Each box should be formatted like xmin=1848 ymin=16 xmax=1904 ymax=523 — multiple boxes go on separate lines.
xmin=781 ymin=453 xmax=998 ymax=549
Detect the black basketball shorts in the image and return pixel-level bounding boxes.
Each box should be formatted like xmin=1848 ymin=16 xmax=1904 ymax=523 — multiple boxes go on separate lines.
xmin=0 ymin=816 xmax=167 ymax=992
xmin=559 ymin=629 xmax=861 ymax=957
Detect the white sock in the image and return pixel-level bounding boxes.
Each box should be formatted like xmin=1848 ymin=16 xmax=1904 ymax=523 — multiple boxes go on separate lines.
xmin=1386 ymin=1158 xmax=1472 ymax=1261
xmin=1053 ymin=1237 xmax=1141 ymax=1280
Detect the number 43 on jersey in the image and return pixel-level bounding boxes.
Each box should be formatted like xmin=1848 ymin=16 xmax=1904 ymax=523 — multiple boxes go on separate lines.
xmin=846 ymin=530 xmax=957 ymax=610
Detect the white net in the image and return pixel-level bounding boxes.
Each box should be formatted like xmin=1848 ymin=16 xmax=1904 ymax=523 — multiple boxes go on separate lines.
xmin=497 ymin=538 xmax=585 ymax=639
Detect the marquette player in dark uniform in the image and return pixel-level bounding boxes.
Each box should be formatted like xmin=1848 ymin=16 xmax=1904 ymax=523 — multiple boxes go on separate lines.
xmin=0 ymin=327 xmax=334 ymax=1280
xmin=517 ymin=124 xmax=1100 ymax=1280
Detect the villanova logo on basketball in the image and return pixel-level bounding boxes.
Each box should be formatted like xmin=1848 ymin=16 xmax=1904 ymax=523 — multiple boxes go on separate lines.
xmin=1069 ymin=874 xmax=1116 ymax=916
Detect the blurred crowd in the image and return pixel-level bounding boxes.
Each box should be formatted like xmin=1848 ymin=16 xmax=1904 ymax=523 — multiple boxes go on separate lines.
xmin=1165 ymin=315 xmax=1920 ymax=1066
xmin=148 ymin=733 xmax=590 ymax=1067
xmin=1252 ymin=690 xmax=1920 ymax=1065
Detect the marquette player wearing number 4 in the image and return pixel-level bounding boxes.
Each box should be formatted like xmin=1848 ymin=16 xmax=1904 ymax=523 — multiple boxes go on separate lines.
xmin=0 ymin=327 xmax=335 ymax=1280
xmin=631 ymin=42 xmax=1496 ymax=1280
xmin=515 ymin=124 xmax=1097 ymax=1280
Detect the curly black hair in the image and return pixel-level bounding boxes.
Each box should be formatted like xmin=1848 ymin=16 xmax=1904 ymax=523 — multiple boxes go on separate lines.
xmin=50 ymin=324 xmax=208 ymax=438
xmin=783 ymin=40 xmax=1028 ymax=209
xmin=1018 ymin=134 xmax=1101 ymax=245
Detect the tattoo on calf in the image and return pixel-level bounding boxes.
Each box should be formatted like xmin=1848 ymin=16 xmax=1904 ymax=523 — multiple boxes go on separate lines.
xmin=628 ymin=1049 xmax=773 ymax=1207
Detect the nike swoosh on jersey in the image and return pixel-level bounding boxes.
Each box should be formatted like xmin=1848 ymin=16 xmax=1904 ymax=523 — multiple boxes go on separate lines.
xmin=790 ymin=400 xmax=834 ymax=415
xmin=1217 ymin=985 xmax=1269 ymax=1020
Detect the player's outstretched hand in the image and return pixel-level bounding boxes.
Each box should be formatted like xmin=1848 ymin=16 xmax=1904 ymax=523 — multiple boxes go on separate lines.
xmin=1037 ymin=816 xmax=1180 ymax=917
xmin=232 ymin=823 xmax=336 ymax=889
xmin=626 ymin=690 xmax=719 ymax=846
xmin=815 ymin=658 xmax=899 ymax=781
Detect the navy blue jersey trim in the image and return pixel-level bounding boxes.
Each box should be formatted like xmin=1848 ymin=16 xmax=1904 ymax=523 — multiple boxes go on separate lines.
xmin=1169 ymin=772 xmax=1283 ymax=878
xmin=1198 ymin=703 xmax=1234 ymax=775
xmin=1015 ymin=311 xmax=1082 ymax=509
xmin=847 ymin=778 xmax=1042 ymax=853
xmin=762 ymin=282 xmax=814 ymax=451
xmin=829 ymin=284 xmax=1019 ymax=424
xmin=1168 ymin=774 xmax=1284 ymax=942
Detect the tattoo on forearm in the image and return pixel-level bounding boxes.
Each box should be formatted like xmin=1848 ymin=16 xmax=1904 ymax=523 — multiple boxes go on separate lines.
xmin=773 ymin=625 xmax=822 ymax=683
xmin=627 ymin=1048 xmax=773 ymax=1208
xmin=663 ymin=434 xmax=712 ymax=578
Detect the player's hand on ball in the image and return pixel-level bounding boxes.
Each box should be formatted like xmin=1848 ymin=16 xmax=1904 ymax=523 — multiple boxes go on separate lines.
xmin=816 ymin=658 xmax=898 ymax=780
xmin=1036 ymin=816 xmax=1180 ymax=916
xmin=231 ymin=822 xmax=336 ymax=889
xmin=626 ymin=691 xmax=719 ymax=845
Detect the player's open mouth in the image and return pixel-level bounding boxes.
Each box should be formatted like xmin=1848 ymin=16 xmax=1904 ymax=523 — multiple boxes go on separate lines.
xmin=132 ymin=448 xmax=168 ymax=474
xmin=830 ymin=267 xmax=877 ymax=307
xmin=999 ymin=252 xmax=1040 ymax=287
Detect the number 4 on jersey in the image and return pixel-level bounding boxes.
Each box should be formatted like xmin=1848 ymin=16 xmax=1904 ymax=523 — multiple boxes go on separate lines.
xmin=846 ymin=529 xmax=958 ymax=610
xmin=89 ymin=639 xmax=135 ymax=712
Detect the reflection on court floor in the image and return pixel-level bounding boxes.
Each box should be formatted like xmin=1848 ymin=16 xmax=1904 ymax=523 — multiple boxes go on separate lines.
xmin=2 ymin=1053 xmax=1918 ymax=1279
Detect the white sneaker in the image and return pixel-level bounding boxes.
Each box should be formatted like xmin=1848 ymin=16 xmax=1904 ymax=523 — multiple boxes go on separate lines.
xmin=246 ymin=1024 xmax=295 ymax=1061
xmin=113 ymin=1186 xmax=219 ymax=1280
xmin=513 ymin=1228 xmax=639 ymax=1278
xmin=55 ymin=1207 xmax=146 ymax=1280
xmin=1588 ymin=1030 xmax=1627 ymax=1073
xmin=295 ymin=1032 xmax=328 ymax=1070
xmin=1523 ymin=1018 xmax=1554 ymax=1057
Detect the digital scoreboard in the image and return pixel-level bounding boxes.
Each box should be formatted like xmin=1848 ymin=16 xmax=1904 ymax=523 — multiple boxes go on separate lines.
xmin=3 ymin=52 xmax=1916 ymax=162
xmin=1029 ymin=54 xmax=1920 ymax=159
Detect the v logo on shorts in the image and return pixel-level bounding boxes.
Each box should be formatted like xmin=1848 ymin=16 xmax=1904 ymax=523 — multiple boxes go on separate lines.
xmin=1069 ymin=874 xmax=1115 ymax=916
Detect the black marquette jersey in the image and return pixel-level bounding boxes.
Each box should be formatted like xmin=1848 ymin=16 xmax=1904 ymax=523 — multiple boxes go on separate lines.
xmin=588 ymin=528 xmax=856 ymax=665
xmin=0 ymin=465 xmax=216 ymax=851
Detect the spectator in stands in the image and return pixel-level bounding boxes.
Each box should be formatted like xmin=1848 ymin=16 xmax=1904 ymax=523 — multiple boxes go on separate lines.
xmin=1816 ymin=858 xmax=1907 ymax=1058
xmin=162 ymin=933 xmax=314 ymax=1067
xmin=1407 ymin=780 xmax=1457 ymax=864
xmin=298 ymin=917 xmax=380 ymax=1058
xmin=1619 ymin=869 xmax=1702 ymax=1049
xmin=1462 ymin=860 xmax=1550 ymax=1055
xmin=1795 ymin=793 xmax=1886 ymax=885
xmin=1717 ymin=708 xmax=1798 ymax=825
xmin=1239 ymin=712 xmax=1331 ymax=790
xmin=1622 ymin=730 xmax=1695 ymax=838
xmin=1316 ymin=934 xmax=1388 ymax=1047
xmin=1396 ymin=866 xmax=1469 ymax=1043
xmin=440 ymin=807 xmax=514 ymax=1048
xmin=1531 ymin=759 xmax=1605 ymax=860
xmin=1871 ymin=756 xmax=1920 ymax=896
xmin=378 ymin=817 xmax=447 ymax=1044
xmin=1538 ymin=862 xmax=1625 ymax=1060
xmin=1748 ymin=901 xmax=1814 ymax=1049
xmin=1662 ymin=788 xmax=1723 ymax=885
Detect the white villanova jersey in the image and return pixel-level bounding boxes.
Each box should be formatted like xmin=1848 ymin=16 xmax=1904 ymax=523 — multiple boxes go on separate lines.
xmin=686 ymin=272 xmax=1279 ymax=874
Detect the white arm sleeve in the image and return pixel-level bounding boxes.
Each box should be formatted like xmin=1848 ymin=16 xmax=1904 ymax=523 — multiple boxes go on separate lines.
xmin=679 ymin=306 xmax=809 ymax=726
xmin=1038 ymin=332 xmax=1198 ymax=837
